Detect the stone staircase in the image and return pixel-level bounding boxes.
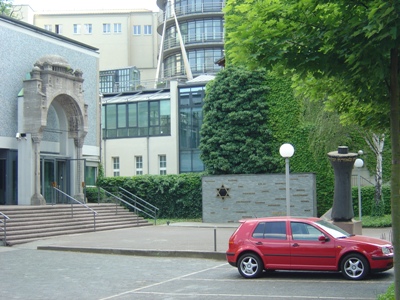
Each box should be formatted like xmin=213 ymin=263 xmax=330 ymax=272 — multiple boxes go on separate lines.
xmin=0 ymin=204 xmax=153 ymax=246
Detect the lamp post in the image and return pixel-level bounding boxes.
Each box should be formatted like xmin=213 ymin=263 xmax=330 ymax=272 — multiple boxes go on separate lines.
xmin=354 ymin=158 xmax=364 ymax=220
xmin=279 ymin=143 xmax=295 ymax=216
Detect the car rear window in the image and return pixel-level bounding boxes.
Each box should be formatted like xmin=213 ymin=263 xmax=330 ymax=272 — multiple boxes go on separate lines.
xmin=252 ymin=221 xmax=287 ymax=240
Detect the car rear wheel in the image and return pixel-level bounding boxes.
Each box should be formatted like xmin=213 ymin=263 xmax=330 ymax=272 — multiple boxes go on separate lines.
xmin=341 ymin=253 xmax=370 ymax=280
xmin=238 ymin=253 xmax=263 ymax=278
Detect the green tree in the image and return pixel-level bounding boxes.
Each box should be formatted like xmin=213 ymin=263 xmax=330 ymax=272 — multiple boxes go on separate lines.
xmin=225 ymin=0 xmax=400 ymax=294
xmin=200 ymin=66 xmax=280 ymax=174
xmin=0 ymin=0 xmax=15 ymax=17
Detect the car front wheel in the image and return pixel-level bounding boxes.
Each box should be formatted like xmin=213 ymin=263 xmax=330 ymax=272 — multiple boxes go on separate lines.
xmin=341 ymin=253 xmax=370 ymax=280
xmin=238 ymin=253 xmax=263 ymax=279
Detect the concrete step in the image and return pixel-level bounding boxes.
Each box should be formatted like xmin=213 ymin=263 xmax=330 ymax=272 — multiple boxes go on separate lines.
xmin=0 ymin=203 xmax=153 ymax=246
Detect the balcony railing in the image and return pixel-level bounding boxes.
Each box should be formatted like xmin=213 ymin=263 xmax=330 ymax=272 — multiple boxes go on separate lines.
xmin=158 ymin=2 xmax=225 ymax=24
xmin=163 ymin=32 xmax=224 ymax=51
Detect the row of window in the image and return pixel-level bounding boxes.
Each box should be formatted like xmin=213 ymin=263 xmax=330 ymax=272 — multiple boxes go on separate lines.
xmin=43 ymin=24 xmax=152 ymax=35
xmin=102 ymin=100 xmax=171 ymax=139
xmin=100 ymin=68 xmax=140 ymax=94
xmin=164 ymin=48 xmax=223 ymax=78
xmin=112 ymin=155 xmax=167 ymax=176
xmin=252 ymin=221 xmax=325 ymax=241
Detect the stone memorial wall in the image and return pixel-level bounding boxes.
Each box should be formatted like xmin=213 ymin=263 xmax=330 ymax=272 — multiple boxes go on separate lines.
xmin=202 ymin=173 xmax=317 ymax=223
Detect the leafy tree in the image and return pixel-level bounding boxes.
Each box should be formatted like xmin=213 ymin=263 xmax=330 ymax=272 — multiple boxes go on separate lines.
xmin=225 ymin=0 xmax=400 ymax=294
xmin=0 ymin=0 xmax=15 ymax=17
xmin=200 ymin=66 xmax=280 ymax=174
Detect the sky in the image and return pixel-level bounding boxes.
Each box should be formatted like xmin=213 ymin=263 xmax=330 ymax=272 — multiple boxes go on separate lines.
xmin=12 ymin=0 xmax=160 ymax=12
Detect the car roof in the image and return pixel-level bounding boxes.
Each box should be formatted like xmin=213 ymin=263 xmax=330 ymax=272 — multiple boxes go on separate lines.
xmin=238 ymin=216 xmax=321 ymax=224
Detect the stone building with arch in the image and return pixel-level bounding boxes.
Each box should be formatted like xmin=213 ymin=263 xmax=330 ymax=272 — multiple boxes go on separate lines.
xmin=0 ymin=14 xmax=100 ymax=205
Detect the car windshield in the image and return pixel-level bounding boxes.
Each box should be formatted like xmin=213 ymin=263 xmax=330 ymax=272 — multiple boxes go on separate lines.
xmin=314 ymin=220 xmax=351 ymax=238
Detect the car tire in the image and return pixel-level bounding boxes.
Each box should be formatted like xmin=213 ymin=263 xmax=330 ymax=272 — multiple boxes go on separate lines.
xmin=340 ymin=253 xmax=370 ymax=280
xmin=237 ymin=253 xmax=263 ymax=279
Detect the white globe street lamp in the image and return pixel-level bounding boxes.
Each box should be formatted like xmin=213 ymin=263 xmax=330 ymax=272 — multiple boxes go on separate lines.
xmin=354 ymin=158 xmax=364 ymax=220
xmin=280 ymin=143 xmax=295 ymax=216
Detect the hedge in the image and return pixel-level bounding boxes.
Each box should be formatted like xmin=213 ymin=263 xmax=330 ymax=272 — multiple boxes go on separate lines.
xmin=88 ymin=173 xmax=203 ymax=219
xmin=86 ymin=174 xmax=390 ymax=220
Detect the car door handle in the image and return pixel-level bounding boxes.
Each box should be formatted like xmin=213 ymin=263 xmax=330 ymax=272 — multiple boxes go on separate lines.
xmin=255 ymin=242 xmax=263 ymax=245
xmin=292 ymin=243 xmax=299 ymax=247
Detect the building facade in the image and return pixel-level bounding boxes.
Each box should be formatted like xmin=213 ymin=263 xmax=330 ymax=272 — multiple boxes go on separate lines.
xmin=101 ymin=76 xmax=213 ymax=177
xmin=15 ymin=5 xmax=159 ymax=84
xmin=156 ymin=0 xmax=225 ymax=80
xmin=0 ymin=14 xmax=100 ymax=205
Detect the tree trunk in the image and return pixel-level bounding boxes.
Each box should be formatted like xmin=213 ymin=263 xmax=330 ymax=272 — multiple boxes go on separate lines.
xmin=364 ymin=133 xmax=385 ymax=215
xmin=389 ymin=47 xmax=400 ymax=299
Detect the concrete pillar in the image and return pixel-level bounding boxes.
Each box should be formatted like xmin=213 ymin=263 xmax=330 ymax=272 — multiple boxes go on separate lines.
xmin=328 ymin=146 xmax=361 ymax=234
xmin=30 ymin=134 xmax=46 ymax=205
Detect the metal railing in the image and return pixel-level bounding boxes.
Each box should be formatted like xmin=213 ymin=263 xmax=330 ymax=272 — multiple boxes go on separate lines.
xmin=351 ymin=175 xmax=375 ymax=187
xmin=53 ymin=187 xmax=98 ymax=231
xmin=0 ymin=212 xmax=10 ymax=246
xmin=163 ymin=32 xmax=224 ymax=51
xmin=97 ymin=187 xmax=159 ymax=225
xmin=158 ymin=2 xmax=225 ymax=24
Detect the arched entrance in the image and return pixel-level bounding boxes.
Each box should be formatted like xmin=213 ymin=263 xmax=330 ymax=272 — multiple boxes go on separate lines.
xmin=17 ymin=55 xmax=88 ymax=205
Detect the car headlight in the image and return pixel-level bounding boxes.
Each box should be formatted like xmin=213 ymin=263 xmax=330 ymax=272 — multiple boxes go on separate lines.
xmin=382 ymin=247 xmax=391 ymax=255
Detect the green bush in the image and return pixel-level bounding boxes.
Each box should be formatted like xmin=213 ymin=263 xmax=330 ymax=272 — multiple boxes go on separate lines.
xmin=352 ymin=185 xmax=391 ymax=216
xmin=377 ymin=283 xmax=395 ymax=300
xmin=96 ymin=173 xmax=203 ymax=219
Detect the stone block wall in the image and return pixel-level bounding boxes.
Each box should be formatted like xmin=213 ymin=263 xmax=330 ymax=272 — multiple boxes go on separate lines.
xmin=202 ymin=173 xmax=317 ymax=223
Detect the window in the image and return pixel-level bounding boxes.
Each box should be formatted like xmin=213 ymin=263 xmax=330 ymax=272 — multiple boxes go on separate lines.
xmin=252 ymin=221 xmax=287 ymax=240
xmin=291 ymin=222 xmax=324 ymax=241
xmin=73 ymin=24 xmax=81 ymax=34
xmin=84 ymin=24 xmax=92 ymax=34
xmin=159 ymin=155 xmax=167 ymax=175
xmin=135 ymin=156 xmax=143 ymax=175
xmin=44 ymin=24 xmax=52 ymax=31
xmin=55 ymin=24 xmax=62 ymax=34
xmin=103 ymin=23 xmax=111 ymax=34
xmin=144 ymin=25 xmax=152 ymax=35
xmin=85 ymin=166 xmax=97 ymax=186
xmin=133 ymin=25 xmax=141 ymax=35
xmin=114 ymin=23 xmax=122 ymax=33
xmin=113 ymin=157 xmax=120 ymax=176
xmin=179 ymin=86 xmax=205 ymax=173
xmin=103 ymin=98 xmax=171 ymax=139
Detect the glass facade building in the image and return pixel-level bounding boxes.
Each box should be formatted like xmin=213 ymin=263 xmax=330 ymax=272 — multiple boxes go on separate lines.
xmin=157 ymin=0 xmax=224 ymax=79
xmin=179 ymin=84 xmax=205 ymax=173
xmin=102 ymin=91 xmax=171 ymax=139
xmin=100 ymin=67 xmax=140 ymax=94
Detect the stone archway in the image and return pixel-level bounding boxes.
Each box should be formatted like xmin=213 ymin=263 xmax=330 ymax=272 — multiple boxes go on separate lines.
xmin=18 ymin=55 xmax=88 ymax=205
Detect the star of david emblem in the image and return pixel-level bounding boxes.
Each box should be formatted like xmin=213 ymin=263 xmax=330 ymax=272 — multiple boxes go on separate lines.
xmin=216 ymin=184 xmax=230 ymax=200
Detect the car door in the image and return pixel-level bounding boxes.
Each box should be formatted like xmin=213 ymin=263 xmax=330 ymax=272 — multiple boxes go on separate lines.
xmin=289 ymin=221 xmax=337 ymax=270
xmin=251 ymin=221 xmax=291 ymax=269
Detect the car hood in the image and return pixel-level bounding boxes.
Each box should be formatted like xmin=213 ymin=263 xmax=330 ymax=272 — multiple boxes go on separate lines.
xmin=344 ymin=235 xmax=391 ymax=246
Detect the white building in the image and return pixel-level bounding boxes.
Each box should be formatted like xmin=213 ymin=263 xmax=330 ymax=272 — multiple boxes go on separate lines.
xmin=15 ymin=5 xmax=159 ymax=83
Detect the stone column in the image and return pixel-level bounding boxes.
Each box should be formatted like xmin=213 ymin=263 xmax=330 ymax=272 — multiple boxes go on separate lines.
xmin=74 ymin=137 xmax=85 ymax=202
xmin=328 ymin=146 xmax=361 ymax=234
xmin=31 ymin=134 xmax=46 ymax=205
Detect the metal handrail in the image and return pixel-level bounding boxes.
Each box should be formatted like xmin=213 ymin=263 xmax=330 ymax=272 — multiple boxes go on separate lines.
xmin=0 ymin=212 xmax=10 ymax=246
xmin=163 ymin=32 xmax=224 ymax=50
xmin=158 ymin=2 xmax=225 ymax=24
xmin=53 ymin=187 xmax=98 ymax=231
xmin=351 ymin=175 xmax=375 ymax=187
xmin=98 ymin=187 xmax=159 ymax=225
xmin=118 ymin=187 xmax=159 ymax=225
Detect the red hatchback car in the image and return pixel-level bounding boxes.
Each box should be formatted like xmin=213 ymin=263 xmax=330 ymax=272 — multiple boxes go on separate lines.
xmin=226 ymin=217 xmax=394 ymax=280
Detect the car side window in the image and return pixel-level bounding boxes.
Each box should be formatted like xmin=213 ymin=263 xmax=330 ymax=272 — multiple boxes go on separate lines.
xmin=252 ymin=221 xmax=287 ymax=240
xmin=291 ymin=222 xmax=323 ymax=241
xmin=252 ymin=222 xmax=265 ymax=239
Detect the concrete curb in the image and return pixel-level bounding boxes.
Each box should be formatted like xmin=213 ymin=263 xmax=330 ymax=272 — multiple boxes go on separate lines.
xmin=37 ymin=246 xmax=227 ymax=261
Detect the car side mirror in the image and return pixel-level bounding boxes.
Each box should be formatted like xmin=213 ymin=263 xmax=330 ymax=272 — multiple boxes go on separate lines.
xmin=318 ymin=235 xmax=329 ymax=242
